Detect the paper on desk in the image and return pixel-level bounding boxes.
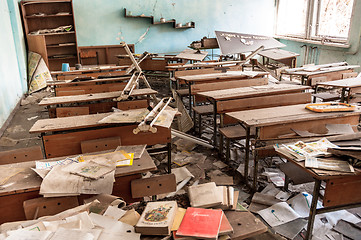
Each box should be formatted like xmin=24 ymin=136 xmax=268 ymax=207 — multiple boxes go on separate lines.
xmin=305 ymin=156 xmax=354 ymax=173
xmin=115 ymin=145 xmax=146 ymax=159
xmin=0 ymin=167 xmax=25 ymax=185
xmin=5 ymin=230 xmax=52 ymax=240
xmin=64 ymin=161 xmax=115 ymax=180
xmin=89 ymin=213 xmax=135 ymax=234
xmin=65 ymin=211 xmax=94 ymax=229
xmin=36 ymin=157 xmax=79 ymax=170
xmin=258 ymin=202 xmax=301 ymax=227
xmin=80 ymin=171 xmax=115 ymax=195
xmin=103 ymin=206 xmax=126 ymax=220
xmin=50 ymin=227 xmax=101 ymax=240
xmin=98 ymin=109 xmax=149 ymax=124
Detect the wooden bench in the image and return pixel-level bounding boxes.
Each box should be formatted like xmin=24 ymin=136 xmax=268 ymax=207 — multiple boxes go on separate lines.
xmin=0 ymin=146 xmax=43 ymax=165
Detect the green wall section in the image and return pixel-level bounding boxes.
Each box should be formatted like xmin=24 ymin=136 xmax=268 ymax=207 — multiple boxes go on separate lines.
xmin=0 ymin=0 xmax=27 ymax=128
xmin=73 ymin=0 xmax=275 ymax=54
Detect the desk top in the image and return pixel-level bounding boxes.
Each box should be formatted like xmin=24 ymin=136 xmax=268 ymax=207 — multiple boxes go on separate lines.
xmin=51 ymin=65 xmax=129 ymax=76
xmin=176 ymin=71 xmax=268 ymax=82
xmin=47 ymin=76 xmax=131 ymax=86
xmin=282 ymin=65 xmax=359 ymax=77
xmin=317 ymin=77 xmax=361 ymax=88
xmin=0 ymin=151 xmax=156 ymax=197
xmin=198 ymin=84 xmax=310 ymax=101
xmin=259 ymin=49 xmax=299 ymax=60
xmin=226 ymin=103 xmax=361 ymax=127
xmin=39 ymin=88 xmax=157 ymax=106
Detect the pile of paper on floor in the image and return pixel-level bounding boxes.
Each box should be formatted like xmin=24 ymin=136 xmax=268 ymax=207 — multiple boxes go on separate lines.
xmin=0 ymin=200 xmax=141 ymax=240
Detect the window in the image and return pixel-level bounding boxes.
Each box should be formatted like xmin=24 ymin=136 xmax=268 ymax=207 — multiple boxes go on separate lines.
xmin=275 ymin=0 xmax=355 ymax=44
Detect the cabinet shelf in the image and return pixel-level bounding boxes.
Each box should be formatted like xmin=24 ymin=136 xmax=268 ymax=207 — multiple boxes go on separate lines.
xmin=26 ymin=13 xmax=72 ymax=19
xmin=47 ymin=42 xmax=76 ymax=48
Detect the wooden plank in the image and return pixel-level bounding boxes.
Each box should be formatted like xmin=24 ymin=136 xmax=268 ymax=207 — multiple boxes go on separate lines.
xmin=0 ymin=146 xmax=43 ymax=165
xmin=260 ymin=115 xmax=360 ymax=140
xmin=48 ymin=76 xmax=131 ymax=86
xmin=177 ymin=71 xmax=268 ymax=83
xmin=56 ymin=107 xmax=89 ymax=117
xmin=40 ymin=88 xmax=157 ymax=106
xmin=199 ymin=84 xmax=310 ymax=101
xmin=217 ymin=92 xmax=311 ymax=113
xmin=81 ymin=136 xmax=121 ymax=153
xmin=55 ymin=82 xmax=127 ymax=95
xmin=131 ymin=174 xmax=176 ymax=198
xmin=50 ymin=102 xmax=118 ymax=118
xmin=42 ymin=125 xmax=171 ymax=158
xmin=342 ymin=72 xmax=358 ymax=79
xmin=317 ymin=78 xmax=361 ymax=88
xmin=23 ymin=196 xmax=79 ymax=220
xmin=191 ymin=77 xmax=268 ymax=95
xmin=225 ymin=210 xmax=268 ymax=240
xmin=56 ymin=89 xmax=86 ymax=96
xmin=324 ymin=174 xmax=361 ymax=207
xmin=117 ymin=99 xmax=149 ymax=110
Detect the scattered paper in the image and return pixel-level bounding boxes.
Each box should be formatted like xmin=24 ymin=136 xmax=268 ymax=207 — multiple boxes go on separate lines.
xmin=258 ymin=202 xmax=301 ymax=227
xmin=103 ymin=206 xmax=127 ymax=220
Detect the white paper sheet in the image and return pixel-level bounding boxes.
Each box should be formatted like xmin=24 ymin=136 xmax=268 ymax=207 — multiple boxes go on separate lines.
xmin=103 ymin=206 xmax=126 ymax=220
xmin=6 ymin=230 xmax=52 ymax=240
xmin=287 ymin=192 xmax=321 ymax=218
xmin=89 ymin=213 xmax=134 ymax=235
xmin=65 ymin=212 xmax=94 ymax=229
xmin=258 ymin=202 xmax=301 ymax=227
xmin=49 ymin=227 xmax=101 ymax=240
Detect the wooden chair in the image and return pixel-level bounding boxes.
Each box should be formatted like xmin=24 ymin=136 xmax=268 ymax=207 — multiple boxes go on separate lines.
xmin=0 ymin=146 xmax=43 ymax=165
xmin=131 ymin=174 xmax=176 ymax=199
xmin=23 ymin=197 xmax=79 ymax=220
xmin=56 ymin=107 xmax=90 ymax=118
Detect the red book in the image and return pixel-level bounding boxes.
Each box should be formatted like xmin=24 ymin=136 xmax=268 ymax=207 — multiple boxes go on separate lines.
xmin=176 ymin=207 xmax=223 ymax=240
xmin=219 ymin=214 xmax=233 ymax=235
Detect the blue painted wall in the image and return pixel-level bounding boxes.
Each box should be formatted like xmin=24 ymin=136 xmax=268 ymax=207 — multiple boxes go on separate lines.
xmin=0 ymin=0 xmax=27 ymax=128
xmin=73 ymin=0 xmax=275 ymax=54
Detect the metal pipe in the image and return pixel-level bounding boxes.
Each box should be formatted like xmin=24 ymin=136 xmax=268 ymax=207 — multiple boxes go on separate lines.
xmin=171 ymin=129 xmax=214 ymax=149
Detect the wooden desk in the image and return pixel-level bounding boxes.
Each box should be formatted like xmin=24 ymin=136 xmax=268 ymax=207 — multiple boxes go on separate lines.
xmin=176 ymin=71 xmax=268 ymax=117
xmin=276 ymin=150 xmax=361 ymax=240
xmin=198 ymin=84 xmax=311 ymax=146
xmin=280 ymin=64 xmax=358 ymax=85
xmin=226 ymin=104 xmax=361 ymax=189
xmin=0 ymin=150 xmax=156 ymax=224
xmin=258 ymin=48 xmax=299 ymax=68
xmin=29 ymin=111 xmax=172 ymax=171
xmin=317 ymin=77 xmax=361 ymax=102
xmin=48 ymin=76 xmax=132 ymax=96
xmin=39 ymin=88 xmax=157 ymax=118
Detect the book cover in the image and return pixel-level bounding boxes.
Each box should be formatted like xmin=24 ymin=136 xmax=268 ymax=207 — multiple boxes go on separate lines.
xmin=219 ymin=214 xmax=233 ymax=236
xmin=135 ymin=201 xmax=177 ymax=235
xmin=176 ymin=207 xmax=223 ymax=240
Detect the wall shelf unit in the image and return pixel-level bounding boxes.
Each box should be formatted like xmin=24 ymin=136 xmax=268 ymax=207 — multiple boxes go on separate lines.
xmin=20 ymin=0 xmax=79 ymax=71
xmin=124 ymin=8 xmax=195 ymax=29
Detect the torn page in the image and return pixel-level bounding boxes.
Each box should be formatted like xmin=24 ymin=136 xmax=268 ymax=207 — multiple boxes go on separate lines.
xmin=287 ymin=192 xmax=320 ymax=218
xmin=103 ymin=206 xmax=127 ymax=220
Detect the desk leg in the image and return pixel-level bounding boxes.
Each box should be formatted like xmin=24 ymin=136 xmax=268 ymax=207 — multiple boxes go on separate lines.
xmin=244 ymin=126 xmax=251 ymax=183
xmin=341 ymin=88 xmax=346 ymax=102
xmin=188 ymin=82 xmax=192 ymax=118
xmin=167 ymin=142 xmax=172 ymax=174
xmin=213 ymin=101 xmax=218 ymax=148
xmin=253 ymin=149 xmax=259 ymax=191
xmin=305 ymin=179 xmax=321 ymax=240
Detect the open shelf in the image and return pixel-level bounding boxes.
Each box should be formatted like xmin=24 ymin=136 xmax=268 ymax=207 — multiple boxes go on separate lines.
xmin=124 ymin=8 xmax=195 ymax=29
xmin=47 ymin=43 xmax=76 ymax=48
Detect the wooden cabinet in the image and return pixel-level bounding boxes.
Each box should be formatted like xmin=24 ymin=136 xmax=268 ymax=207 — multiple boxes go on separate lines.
xmin=20 ymin=0 xmax=79 ymax=71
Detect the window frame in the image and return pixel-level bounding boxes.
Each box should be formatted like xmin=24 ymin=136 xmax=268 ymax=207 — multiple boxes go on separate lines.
xmin=274 ymin=0 xmax=356 ymax=47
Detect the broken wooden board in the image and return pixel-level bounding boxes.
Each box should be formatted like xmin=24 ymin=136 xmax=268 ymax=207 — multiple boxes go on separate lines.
xmin=225 ymin=210 xmax=268 ymax=240
xmin=175 ymin=49 xmax=208 ymax=61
